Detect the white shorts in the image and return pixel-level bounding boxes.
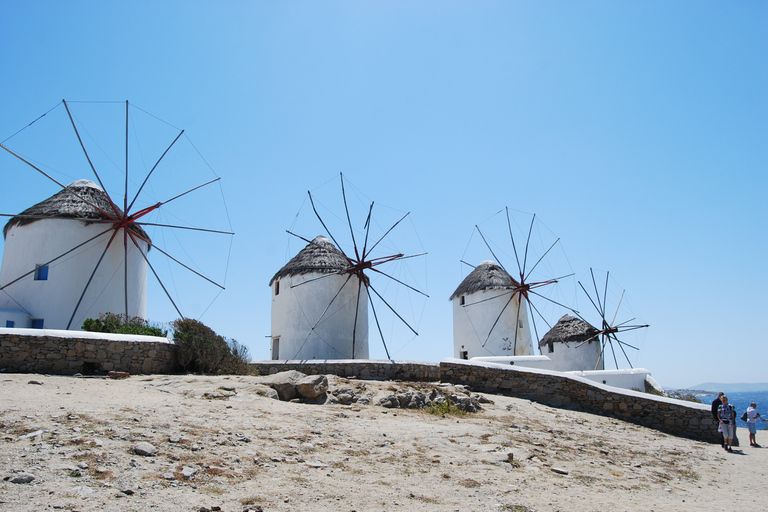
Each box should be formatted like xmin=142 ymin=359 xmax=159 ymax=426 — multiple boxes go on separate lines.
xmin=721 ymin=423 xmax=734 ymax=439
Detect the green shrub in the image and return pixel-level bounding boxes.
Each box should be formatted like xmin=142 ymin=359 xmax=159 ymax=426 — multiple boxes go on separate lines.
xmin=427 ymin=396 xmax=467 ymax=417
xmin=82 ymin=313 xmax=167 ymax=337
xmin=172 ymin=318 xmax=251 ymax=375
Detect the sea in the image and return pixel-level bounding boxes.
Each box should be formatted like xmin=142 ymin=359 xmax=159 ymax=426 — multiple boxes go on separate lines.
xmin=697 ymin=391 xmax=768 ymax=431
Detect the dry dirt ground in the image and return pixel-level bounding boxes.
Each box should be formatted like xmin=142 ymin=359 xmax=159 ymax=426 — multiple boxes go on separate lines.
xmin=1 ymin=373 xmax=766 ymax=512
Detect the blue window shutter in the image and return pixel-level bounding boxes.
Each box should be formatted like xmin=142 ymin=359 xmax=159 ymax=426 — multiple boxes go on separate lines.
xmin=5 ymin=320 xmax=14 ymax=328
xmin=34 ymin=265 xmax=49 ymax=281
xmin=31 ymin=319 xmax=44 ymax=329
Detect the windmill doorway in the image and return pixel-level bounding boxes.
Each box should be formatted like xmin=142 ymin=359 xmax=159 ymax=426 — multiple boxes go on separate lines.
xmin=271 ymin=337 xmax=280 ymax=360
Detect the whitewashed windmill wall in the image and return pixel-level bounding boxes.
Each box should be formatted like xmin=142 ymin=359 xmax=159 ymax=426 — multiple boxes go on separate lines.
xmin=450 ymin=260 xmax=534 ymax=360
xmin=269 ymin=236 xmax=369 ymax=360
xmin=539 ymin=314 xmax=604 ymax=371
xmin=0 ymin=180 xmax=148 ymax=330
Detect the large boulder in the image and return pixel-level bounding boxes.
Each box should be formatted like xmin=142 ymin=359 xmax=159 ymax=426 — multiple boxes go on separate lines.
xmin=296 ymin=375 xmax=329 ymax=399
xmin=250 ymin=383 xmax=279 ymax=400
xmin=259 ymin=370 xmax=306 ymax=400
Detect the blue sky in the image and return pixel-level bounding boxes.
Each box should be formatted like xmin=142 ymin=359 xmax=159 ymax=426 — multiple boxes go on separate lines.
xmin=1 ymin=1 xmax=765 ymax=388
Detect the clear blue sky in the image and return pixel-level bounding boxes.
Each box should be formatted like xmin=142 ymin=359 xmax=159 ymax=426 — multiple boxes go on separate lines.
xmin=1 ymin=2 xmax=765 ymax=388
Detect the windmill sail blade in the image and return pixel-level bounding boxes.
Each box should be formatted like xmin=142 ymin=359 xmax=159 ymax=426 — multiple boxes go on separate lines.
xmin=124 ymin=101 xmax=129 ymax=215
xmin=521 ymin=213 xmax=536 ymax=277
xmin=339 ymin=173 xmax=360 ymax=262
xmin=579 ymin=280 xmax=605 ymax=319
xmin=528 ymin=301 xmax=541 ymax=351
xmin=476 ymin=225 xmax=506 ymax=273
xmin=62 ymin=100 xmax=120 ymax=217
xmin=145 ymin=242 xmax=225 ymax=289
xmin=361 ymin=202 xmax=374 ymax=260
xmin=369 ymin=267 xmax=429 ymax=297
xmin=123 ymin=228 xmax=129 ymax=318
xmin=130 ymin=232 xmax=183 ymax=320
xmin=590 ymin=268 xmax=606 ymax=319
xmin=307 ymin=191 xmax=345 ymax=256
xmin=529 ymin=289 xmax=579 ymax=316
xmin=309 ymin=274 xmax=354 ymax=332
xmin=369 ymin=298 xmax=391 ymax=360
xmin=616 ymin=325 xmax=648 ymax=335
xmin=614 ymin=337 xmax=640 ymax=351
xmin=482 ymin=293 xmax=515 ymax=347
xmin=0 ymin=145 xmax=118 ymax=219
xmin=136 ymin=222 xmax=234 ymax=235
xmin=0 ymin=226 xmax=114 ymax=292
xmin=608 ymin=333 xmax=619 ymax=369
xmin=594 ymin=337 xmax=607 ymax=370
xmin=512 ymin=299 xmax=523 ymax=354
xmin=614 ymin=336 xmax=634 ymax=369
xmin=66 ymin=229 xmax=121 ymax=329
xmin=368 ymin=284 xmax=418 ymax=336
xmin=392 ymin=252 xmax=427 ymax=261
xmin=158 ymin=177 xmax=221 ymax=207
xmin=127 ymin=129 xmax=185 ymax=213
xmin=524 ymin=237 xmax=560 ymax=282
xmin=460 ymin=290 xmax=513 ymax=308
xmin=611 ymin=289 xmax=625 ymax=327
xmin=506 ymin=207 xmax=522 ymax=277
xmin=364 ymin=211 xmax=410 ymax=258
xmin=351 ymin=281 xmax=363 ymax=358
xmin=526 ymin=295 xmax=554 ymax=332
xmin=289 ymin=271 xmax=345 ymax=289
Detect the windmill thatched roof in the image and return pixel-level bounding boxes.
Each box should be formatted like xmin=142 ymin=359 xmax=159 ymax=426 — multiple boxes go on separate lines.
xmin=539 ymin=314 xmax=600 ymax=347
xmin=269 ymin=236 xmax=351 ymax=285
xmin=3 ymin=179 xmax=150 ymax=242
xmin=449 ymin=260 xmax=520 ymax=300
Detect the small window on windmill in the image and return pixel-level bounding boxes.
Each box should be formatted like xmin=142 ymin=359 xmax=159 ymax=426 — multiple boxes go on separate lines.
xmin=31 ymin=319 xmax=44 ymax=329
xmin=518 ymin=320 xmax=523 ymax=328
xmin=5 ymin=320 xmax=14 ymax=328
xmin=34 ymin=264 xmax=49 ymax=281
xmin=460 ymin=350 xmax=468 ymax=360
xmin=274 ymin=281 xmax=280 ymax=296
xmin=460 ymin=295 xmax=465 ymax=305
xmin=548 ymin=341 xmax=554 ymax=353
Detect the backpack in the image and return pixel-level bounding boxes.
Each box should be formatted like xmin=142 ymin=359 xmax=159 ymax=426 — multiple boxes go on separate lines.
xmin=741 ymin=411 xmax=748 ymax=422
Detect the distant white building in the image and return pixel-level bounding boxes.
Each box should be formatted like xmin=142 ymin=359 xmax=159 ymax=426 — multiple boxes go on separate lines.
xmin=539 ymin=314 xmax=604 ymax=371
xmin=269 ymin=236 xmax=369 ymax=360
xmin=450 ymin=260 xmax=534 ymax=360
xmin=0 ymin=180 xmax=148 ymax=330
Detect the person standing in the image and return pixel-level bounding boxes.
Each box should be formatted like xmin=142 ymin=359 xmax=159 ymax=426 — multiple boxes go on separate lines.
xmin=718 ymin=395 xmax=736 ymax=452
xmin=712 ymin=392 xmax=724 ymax=448
xmin=746 ymin=402 xmax=762 ymax=447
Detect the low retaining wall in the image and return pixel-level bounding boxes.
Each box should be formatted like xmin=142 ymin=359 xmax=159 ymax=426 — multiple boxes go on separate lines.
xmin=0 ymin=328 xmax=178 ymax=375
xmin=439 ymin=358 xmax=718 ymax=443
xmin=249 ymin=359 xmax=439 ymax=381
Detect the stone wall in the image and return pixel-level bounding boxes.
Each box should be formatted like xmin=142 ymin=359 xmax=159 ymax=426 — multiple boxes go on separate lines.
xmin=0 ymin=329 xmax=178 ymax=375
xmin=439 ymin=358 xmax=718 ymax=443
xmin=249 ymin=360 xmax=439 ymax=382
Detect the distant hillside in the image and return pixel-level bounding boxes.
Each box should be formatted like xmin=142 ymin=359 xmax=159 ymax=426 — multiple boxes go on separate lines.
xmin=687 ymin=382 xmax=768 ymax=393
